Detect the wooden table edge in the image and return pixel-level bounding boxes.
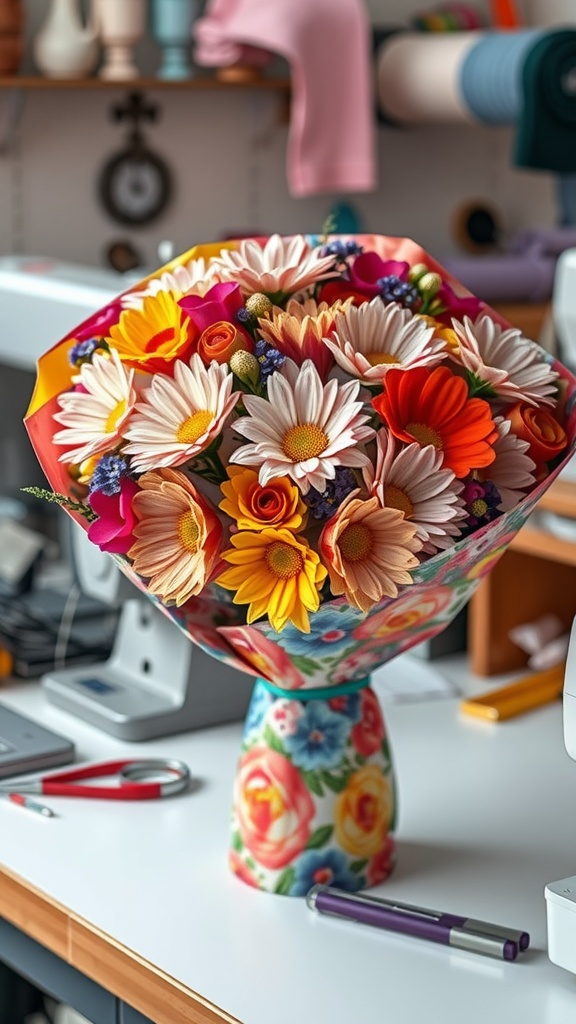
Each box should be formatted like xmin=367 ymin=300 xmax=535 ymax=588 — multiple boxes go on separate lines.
xmin=0 ymin=864 xmax=242 ymax=1024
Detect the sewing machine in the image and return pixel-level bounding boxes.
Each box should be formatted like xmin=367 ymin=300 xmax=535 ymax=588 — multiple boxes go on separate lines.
xmin=0 ymin=256 xmax=253 ymax=740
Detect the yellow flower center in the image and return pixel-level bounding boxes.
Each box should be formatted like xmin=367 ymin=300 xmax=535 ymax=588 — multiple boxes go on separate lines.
xmin=406 ymin=422 xmax=443 ymax=450
xmin=177 ymin=511 xmax=201 ymax=553
xmin=265 ymin=541 xmax=303 ymax=579
xmin=282 ymin=423 xmax=328 ymax=462
xmin=339 ymin=523 xmax=372 ymax=563
xmin=366 ymin=352 xmax=399 ymax=367
xmin=384 ymin=485 xmax=414 ymax=519
xmin=177 ymin=409 xmax=213 ymax=445
xmin=471 ymin=498 xmax=488 ymax=518
xmin=104 ymin=399 xmax=127 ymax=433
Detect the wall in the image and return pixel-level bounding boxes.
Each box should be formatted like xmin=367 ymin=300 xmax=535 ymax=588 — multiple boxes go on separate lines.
xmin=0 ymin=0 xmax=569 ymax=273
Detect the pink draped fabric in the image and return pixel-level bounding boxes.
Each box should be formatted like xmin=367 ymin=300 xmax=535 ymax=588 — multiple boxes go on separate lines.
xmin=193 ymin=0 xmax=377 ymax=198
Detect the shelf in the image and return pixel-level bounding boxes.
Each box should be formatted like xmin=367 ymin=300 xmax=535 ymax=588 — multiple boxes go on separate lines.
xmin=0 ymin=73 xmax=291 ymax=152
xmin=0 ymin=75 xmax=291 ymax=91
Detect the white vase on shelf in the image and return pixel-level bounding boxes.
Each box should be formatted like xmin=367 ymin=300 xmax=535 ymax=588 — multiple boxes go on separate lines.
xmin=95 ymin=0 xmax=146 ymax=81
xmin=33 ymin=0 xmax=99 ymax=79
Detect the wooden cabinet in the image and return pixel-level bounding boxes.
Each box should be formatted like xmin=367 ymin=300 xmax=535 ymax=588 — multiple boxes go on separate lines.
xmin=468 ymin=479 xmax=576 ymax=675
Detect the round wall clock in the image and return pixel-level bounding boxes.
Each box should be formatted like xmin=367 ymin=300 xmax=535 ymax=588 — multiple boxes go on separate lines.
xmin=98 ymin=145 xmax=172 ymax=226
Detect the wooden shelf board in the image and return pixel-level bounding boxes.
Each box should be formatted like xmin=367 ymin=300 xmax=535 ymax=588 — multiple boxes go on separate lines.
xmin=0 ymin=75 xmax=290 ymax=91
xmin=510 ymin=525 xmax=576 ymax=566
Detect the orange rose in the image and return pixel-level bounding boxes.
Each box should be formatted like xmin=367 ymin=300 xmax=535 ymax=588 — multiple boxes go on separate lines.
xmin=220 ymin=466 xmax=307 ymax=532
xmin=198 ymin=320 xmax=253 ymax=364
xmin=234 ymin=746 xmax=315 ymax=869
xmin=506 ymin=401 xmax=567 ymax=464
xmin=334 ymin=765 xmax=394 ymax=858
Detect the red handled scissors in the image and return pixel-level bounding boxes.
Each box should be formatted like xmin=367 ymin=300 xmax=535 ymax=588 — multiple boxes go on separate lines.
xmin=0 ymin=758 xmax=190 ymax=801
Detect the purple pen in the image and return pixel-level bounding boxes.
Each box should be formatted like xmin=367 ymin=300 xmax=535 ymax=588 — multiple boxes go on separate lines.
xmin=306 ymin=885 xmax=524 ymax=961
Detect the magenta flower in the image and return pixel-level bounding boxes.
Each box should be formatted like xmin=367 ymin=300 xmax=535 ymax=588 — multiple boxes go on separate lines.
xmin=73 ymin=300 xmax=124 ymax=342
xmin=87 ymin=477 xmax=139 ymax=555
xmin=179 ymin=281 xmax=248 ymax=335
xmin=348 ymin=253 xmax=411 ymax=298
xmin=435 ymin=281 xmax=484 ymax=324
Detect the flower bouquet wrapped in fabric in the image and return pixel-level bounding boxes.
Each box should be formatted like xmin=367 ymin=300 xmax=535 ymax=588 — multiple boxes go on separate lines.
xmin=25 ymin=233 xmax=576 ymax=896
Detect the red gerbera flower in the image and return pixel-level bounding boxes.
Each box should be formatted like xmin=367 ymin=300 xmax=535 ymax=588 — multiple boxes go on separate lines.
xmin=372 ymin=365 xmax=498 ymax=478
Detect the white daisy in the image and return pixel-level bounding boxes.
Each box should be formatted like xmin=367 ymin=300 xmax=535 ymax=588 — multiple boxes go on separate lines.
xmin=210 ymin=234 xmax=336 ymax=297
xmin=53 ymin=349 xmax=136 ymax=465
xmin=364 ymin=430 xmax=466 ymax=553
xmin=122 ymin=354 xmax=240 ymax=473
xmin=323 ymin=298 xmax=446 ymax=383
xmin=450 ymin=314 xmax=559 ymax=406
xmin=121 ymin=258 xmax=220 ymax=310
xmin=229 ymin=358 xmax=375 ymax=493
xmin=477 ymin=417 xmax=536 ymax=511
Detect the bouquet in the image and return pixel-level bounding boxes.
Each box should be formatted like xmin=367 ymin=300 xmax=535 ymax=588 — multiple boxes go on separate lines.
xmin=25 ymin=233 xmax=576 ymax=896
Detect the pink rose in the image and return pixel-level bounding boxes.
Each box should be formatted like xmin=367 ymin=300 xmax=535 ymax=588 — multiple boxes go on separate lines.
xmin=234 ymin=746 xmax=315 ymax=870
xmin=351 ymin=688 xmax=385 ymax=757
xmin=87 ymin=478 xmax=139 ymax=554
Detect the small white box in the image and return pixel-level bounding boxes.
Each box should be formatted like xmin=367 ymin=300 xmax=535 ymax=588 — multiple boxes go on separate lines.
xmin=545 ymin=876 xmax=576 ymax=973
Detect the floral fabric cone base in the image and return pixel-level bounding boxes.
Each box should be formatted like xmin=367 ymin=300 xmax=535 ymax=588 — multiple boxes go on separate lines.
xmin=23 ymin=233 xmax=576 ymax=895
xmin=230 ymin=678 xmax=396 ymax=894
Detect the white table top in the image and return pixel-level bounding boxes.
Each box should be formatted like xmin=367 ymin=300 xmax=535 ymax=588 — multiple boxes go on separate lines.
xmin=1 ymin=655 xmax=576 ymax=1024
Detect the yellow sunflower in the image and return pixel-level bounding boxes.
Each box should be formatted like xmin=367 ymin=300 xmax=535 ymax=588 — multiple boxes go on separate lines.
xmin=216 ymin=528 xmax=327 ymax=632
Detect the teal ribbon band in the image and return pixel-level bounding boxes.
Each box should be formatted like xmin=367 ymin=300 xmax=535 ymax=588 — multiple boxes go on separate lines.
xmin=256 ymin=675 xmax=371 ymax=701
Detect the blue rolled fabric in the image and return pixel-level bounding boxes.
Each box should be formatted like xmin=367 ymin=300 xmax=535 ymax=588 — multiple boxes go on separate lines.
xmin=459 ymin=29 xmax=542 ymax=123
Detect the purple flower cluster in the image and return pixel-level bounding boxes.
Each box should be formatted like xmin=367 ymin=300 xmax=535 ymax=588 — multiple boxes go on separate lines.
xmin=376 ymin=275 xmax=420 ymax=309
xmin=69 ymin=337 xmax=107 ymax=366
xmin=254 ymin=338 xmax=285 ymax=381
xmin=89 ymin=454 xmax=130 ymax=496
xmin=303 ymin=467 xmax=358 ymax=520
